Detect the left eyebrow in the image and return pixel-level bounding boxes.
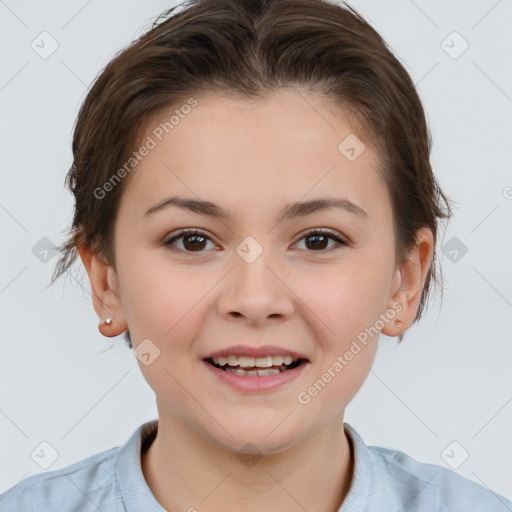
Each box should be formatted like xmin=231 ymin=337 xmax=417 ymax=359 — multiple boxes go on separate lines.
xmin=143 ymin=195 xmax=369 ymax=222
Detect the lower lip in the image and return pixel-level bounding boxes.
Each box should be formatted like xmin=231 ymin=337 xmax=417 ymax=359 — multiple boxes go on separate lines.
xmin=202 ymin=359 xmax=308 ymax=392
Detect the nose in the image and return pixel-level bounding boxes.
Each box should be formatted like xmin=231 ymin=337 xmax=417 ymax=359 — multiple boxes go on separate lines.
xmin=216 ymin=248 xmax=294 ymax=326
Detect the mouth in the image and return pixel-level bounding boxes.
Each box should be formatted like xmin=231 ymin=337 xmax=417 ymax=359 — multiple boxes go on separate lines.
xmin=200 ymin=347 xmax=310 ymax=392
xmin=203 ymin=355 xmax=308 ymax=376
xmin=202 ymin=356 xmax=309 ymax=392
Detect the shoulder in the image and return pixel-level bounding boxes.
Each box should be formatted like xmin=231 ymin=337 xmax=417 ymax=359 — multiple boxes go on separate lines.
xmin=0 ymin=447 xmax=120 ymax=512
xmin=369 ymin=444 xmax=512 ymax=511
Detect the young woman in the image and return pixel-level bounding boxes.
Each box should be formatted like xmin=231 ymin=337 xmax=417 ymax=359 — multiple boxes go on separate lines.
xmin=2 ymin=0 xmax=510 ymax=510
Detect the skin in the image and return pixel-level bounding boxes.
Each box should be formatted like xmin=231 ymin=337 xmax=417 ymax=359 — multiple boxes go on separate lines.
xmin=79 ymin=88 xmax=434 ymax=512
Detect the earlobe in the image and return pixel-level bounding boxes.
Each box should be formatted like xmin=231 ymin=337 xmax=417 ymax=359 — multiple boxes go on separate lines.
xmin=77 ymin=244 xmax=127 ymax=337
xmin=381 ymin=227 xmax=434 ymax=337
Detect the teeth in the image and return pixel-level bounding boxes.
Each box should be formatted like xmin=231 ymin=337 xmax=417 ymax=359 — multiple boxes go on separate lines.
xmin=212 ymin=355 xmax=297 ymax=367
xmin=227 ymin=355 xmax=238 ymax=366
xmin=225 ymin=368 xmax=282 ymax=376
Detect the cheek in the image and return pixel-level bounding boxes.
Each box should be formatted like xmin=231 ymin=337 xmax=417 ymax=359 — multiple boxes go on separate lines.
xmin=292 ymin=259 xmax=386 ymax=337
xmin=288 ymin=259 xmax=385 ymax=399
xmin=294 ymin=268 xmax=382 ymax=412
xmin=115 ymin=250 xmax=197 ymax=343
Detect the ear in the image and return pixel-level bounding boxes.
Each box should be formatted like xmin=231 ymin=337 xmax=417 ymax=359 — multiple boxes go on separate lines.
xmin=77 ymin=244 xmax=128 ymax=337
xmin=381 ymin=227 xmax=435 ymax=337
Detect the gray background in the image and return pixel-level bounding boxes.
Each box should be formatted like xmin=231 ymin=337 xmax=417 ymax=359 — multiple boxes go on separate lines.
xmin=1 ymin=0 xmax=511 ymax=502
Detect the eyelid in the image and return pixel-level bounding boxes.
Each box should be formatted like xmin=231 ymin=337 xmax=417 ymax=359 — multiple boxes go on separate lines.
xmin=295 ymin=227 xmax=347 ymax=244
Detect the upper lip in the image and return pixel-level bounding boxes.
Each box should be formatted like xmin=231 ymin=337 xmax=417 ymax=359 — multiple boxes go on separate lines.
xmin=203 ymin=344 xmax=309 ymax=360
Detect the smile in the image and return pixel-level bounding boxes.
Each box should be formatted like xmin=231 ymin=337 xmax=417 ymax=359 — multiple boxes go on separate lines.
xmin=202 ymin=357 xmax=309 ymax=392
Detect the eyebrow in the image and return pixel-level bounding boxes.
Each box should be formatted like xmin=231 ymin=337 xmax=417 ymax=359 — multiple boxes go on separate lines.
xmin=143 ymin=195 xmax=368 ymax=223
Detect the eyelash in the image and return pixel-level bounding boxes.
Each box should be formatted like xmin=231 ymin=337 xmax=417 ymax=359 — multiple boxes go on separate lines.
xmin=162 ymin=228 xmax=347 ymax=254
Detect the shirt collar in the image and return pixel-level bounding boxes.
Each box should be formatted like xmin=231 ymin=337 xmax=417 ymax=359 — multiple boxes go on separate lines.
xmin=116 ymin=419 xmax=165 ymax=512
xmin=339 ymin=422 xmax=374 ymax=511
xmin=115 ymin=419 xmax=373 ymax=511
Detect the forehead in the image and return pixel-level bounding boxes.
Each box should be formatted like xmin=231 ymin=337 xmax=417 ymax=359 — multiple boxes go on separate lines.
xmin=119 ymin=89 xmax=389 ymax=225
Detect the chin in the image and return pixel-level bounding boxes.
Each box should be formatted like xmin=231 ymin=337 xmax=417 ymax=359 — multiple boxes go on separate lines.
xmin=209 ymin=418 xmax=305 ymax=454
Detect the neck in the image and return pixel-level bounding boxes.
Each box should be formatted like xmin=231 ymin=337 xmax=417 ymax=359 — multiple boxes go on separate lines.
xmin=141 ymin=411 xmax=354 ymax=512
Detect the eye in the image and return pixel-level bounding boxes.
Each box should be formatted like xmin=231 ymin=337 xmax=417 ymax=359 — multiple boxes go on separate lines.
xmin=294 ymin=229 xmax=347 ymax=253
xmin=163 ymin=228 xmax=347 ymax=254
xmin=163 ymin=229 xmax=216 ymax=253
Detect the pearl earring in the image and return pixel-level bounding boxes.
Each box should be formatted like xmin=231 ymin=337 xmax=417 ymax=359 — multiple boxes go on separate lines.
xmin=104 ymin=318 xmax=112 ymax=325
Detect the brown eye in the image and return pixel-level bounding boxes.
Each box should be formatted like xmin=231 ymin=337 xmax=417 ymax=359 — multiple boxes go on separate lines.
xmin=295 ymin=229 xmax=347 ymax=253
xmin=162 ymin=228 xmax=347 ymax=255
xmin=163 ymin=229 xmax=214 ymax=252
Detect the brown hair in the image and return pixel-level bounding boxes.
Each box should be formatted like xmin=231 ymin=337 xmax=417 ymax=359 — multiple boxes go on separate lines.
xmin=51 ymin=0 xmax=454 ymax=349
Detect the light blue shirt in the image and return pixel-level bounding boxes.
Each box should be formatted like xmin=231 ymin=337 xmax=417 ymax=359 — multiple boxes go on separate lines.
xmin=1 ymin=419 xmax=511 ymax=511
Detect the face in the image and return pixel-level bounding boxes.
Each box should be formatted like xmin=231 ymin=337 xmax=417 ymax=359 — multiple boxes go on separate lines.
xmin=83 ymin=89 xmax=431 ymax=453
